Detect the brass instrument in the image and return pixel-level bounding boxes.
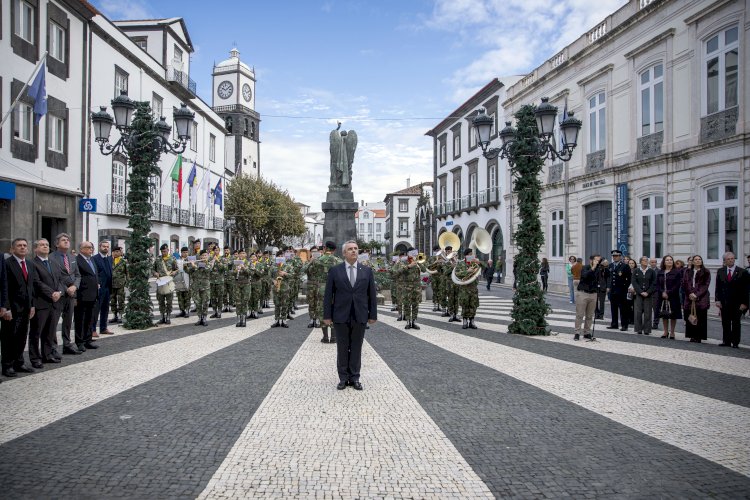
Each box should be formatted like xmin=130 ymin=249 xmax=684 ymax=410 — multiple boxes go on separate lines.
xmin=416 ymin=253 xmax=427 ymax=264
xmin=469 ymin=228 xmax=493 ymax=254
xmin=451 ymin=260 xmax=482 ymax=285
xmin=274 ymin=275 xmax=283 ymax=292
xmin=426 ymin=253 xmax=444 ymax=275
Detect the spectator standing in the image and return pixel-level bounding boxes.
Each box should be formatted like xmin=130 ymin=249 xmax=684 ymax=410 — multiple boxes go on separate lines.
xmin=539 ymin=258 xmax=550 ymax=292
xmin=29 ymin=239 xmax=65 ymax=367
xmin=656 ymin=255 xmax=683 ymax=339
xmin=1 ymin=238 xmax=36 ymax=377
xmin=565 ymin=256 xmax=576 ymax=303
xmin=682 ymin=255 xmax=710 ymax=343
xmin=607 ymin=250 xmax=631 ymax=331
xmin=595 ymin=258 xmax=610 ymax=320
xmin=624 ymin=258 xmax=637 ymax=327
xmin=92 ymin=241 xmax=114 ymax=336
xmin=650 ymin=257 xmax=660 ymax=329
xmin=571 ymin=257 xmax=583 ymax=301
xmin=714 ymin=252 xmax=748 ymax=348
xmin=74 ymin=242 xmax=100 ymax=351
xmin=483 ymin=259 xmax=494 ymax=291
xmin=573 ymin=254 xmax=601 ymax=341
xmin=52 ymin=234 xmax=82 ymax=355
xmin=631 ymin=256 xmax=657 ymax=335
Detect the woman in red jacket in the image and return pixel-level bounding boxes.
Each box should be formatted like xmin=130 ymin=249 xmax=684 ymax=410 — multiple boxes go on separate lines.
xmin=681 ymin=255 xmax=711 ymax=343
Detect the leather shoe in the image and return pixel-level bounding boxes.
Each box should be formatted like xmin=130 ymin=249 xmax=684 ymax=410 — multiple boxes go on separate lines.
xmin=44 ymin=357 xmax=62 ymax=364
xmin=63 ymin=346 xmax=82 ymax=355
xmin=2 ymin=368 xmax=17 ymax=377
xmin=352 ymin=381 xmax=363 ymax=391
xmin=84 ymin=342 xmax=99 ymax=350
xmin=336 ymin=381 xmax=347 ymax=390
xmin=76 ymin=344 xmax=86 ymax=352
xmin=620 ymin=327 xmax=628 ymax=331
xmin=100 ymin=330 xmax=115 ymax=335
xmin=31 ymin=361 xmax=44 ymax=369
xmin=606 ymin=325 xmax=618 ymax=329
xmin=15 ymin=365 xmax=35 ymax=373
xmin=718 ymin=343 xmax=729 ymax=346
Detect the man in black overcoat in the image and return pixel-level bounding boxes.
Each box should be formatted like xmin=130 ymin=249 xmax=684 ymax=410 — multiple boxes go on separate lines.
xmin=30 ymin=238 xmax=66 ymax=366
xmin=1 ymin=238 xmax=36 ymax=377
xmin=74 ymin=242 xmax=100 ymax=351
xmin=715 ymin=252 xmax=749 ymax=348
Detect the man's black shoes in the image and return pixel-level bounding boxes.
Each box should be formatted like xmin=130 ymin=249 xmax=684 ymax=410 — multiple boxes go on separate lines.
xmin=606 ymin=325 xmax=618 ymax=329
xmin=84 ymin=342 xmax=99 ymax=350
xmin=63 ymin=346 xmax=82 ymax=355
xmin=411 ymin=322 xmax=420 ymax=330
xmin=336 ymin=381 xmax=347 ymax=390
xmin=574 ymin=333 xmax=580 ymax=341
xmin=271 ymin=320 xmax=281 ymax=328
xmin=352 ymin=381 xmax=363 ymax=390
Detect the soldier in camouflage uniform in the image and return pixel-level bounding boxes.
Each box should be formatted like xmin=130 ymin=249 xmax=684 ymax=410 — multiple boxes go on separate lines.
xmin=153 ymin=243 xmax=178 ymax=324
xmin=185 ymin=250 xmax=211 ymax=325
xmin=286 ymin=247 xmax=304 ymax=318
xmin=442 ymin=246 xmax=460 ymax=322
xmin=174 ymin=247 xmax=191 ymax=318
xmin=308 ymin=241 xmax=341 ymax=342
xmin=233 ymin=250 xmax=252 ymax=327
xmin=109 ymin=246 xmax=128 ymax=323
xmin=303 ymin=246 xmax=321 ymax=328
xmin=249 ymin=252 xmax=266 ymax=318
xmin=271 ymin=251 xmax=296 ymax=328
xmin=427 ymin=245 xmax=443 ymax=312
xmin=259 ymin=251 xmax=271 ymax=309
xmin=455 ymin=248 xmax=483 ymax=329
xmin=397 ymin=248 xmax=423 ymax=330
xmin=393 ymin=252 xmax=410 ymax=321
xmin=209 ymin=247 xmax=227 ymax=318
xmin=389 ymin=256 xmax=399 ymax=312
xmin=222 ymin=246 xmax=235 ymax=312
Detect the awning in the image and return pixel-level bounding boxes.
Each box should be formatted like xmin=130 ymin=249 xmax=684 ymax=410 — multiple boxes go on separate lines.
xmin=0 ymin=181 xmax=16 ymax=200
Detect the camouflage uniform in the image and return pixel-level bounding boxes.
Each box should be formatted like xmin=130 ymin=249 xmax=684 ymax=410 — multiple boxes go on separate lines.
xmin=153 ymin=255 xmax=178 ymax=321
xmin=443 ymin=259 xmax=459 ymax=320
xmin=261 ymin=257 xmax=273 ymax=308
xmin=250 ymin=258 xmax=267 ymax=315
xmin=395 ymin=261 xmax=422 ymax=326
xmin=223 ymin=255 xmax=235 ymax=311
xmin=234 ymin=259 xmax=252 ymax=326
xmin=110 ymin=256 xmax=128 ymax=320
xmin=427 ymin=255 xmax=442 ymax=311
xmin=174 ymin=258 xmax=191 ymax=316
xmin=185 ymin=260 xmax=211 ymax=324
xmin=287 ymin=255 xmax=304 ymax=314
xmin=389 ymin=261 xmax=401 ymax=313
xmin=455 ymin=258 xmax=482 ymax=328
xmin=272 ymin=260 xmax=295 ymax=325
xmin=209 ymin=256 xmax=226 ymax=316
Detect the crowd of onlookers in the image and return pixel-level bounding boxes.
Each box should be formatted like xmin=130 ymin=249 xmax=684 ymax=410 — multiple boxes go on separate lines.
xmin=568 ymin=251 xmax=749 ymax=346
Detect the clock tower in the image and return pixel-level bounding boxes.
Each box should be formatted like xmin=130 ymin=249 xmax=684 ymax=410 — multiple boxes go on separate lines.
xmin=212 ymin=48 xmax=260 ymax=178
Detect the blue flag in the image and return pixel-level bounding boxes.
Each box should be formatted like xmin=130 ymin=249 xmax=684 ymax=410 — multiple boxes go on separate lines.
xmin=28 ymin=62 xmax=47 ymax=123
xmin=186 ymin=160 xmax=197 ymax=186
xmin=213 ymin=179 xmax=223 ymax=210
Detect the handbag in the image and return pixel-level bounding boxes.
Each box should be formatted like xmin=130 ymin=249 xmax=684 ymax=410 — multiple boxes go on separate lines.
xmin=687 ymin=300 xmax=698 ymax=326
xmin=659 ymin=298 xmax=672 ymax=319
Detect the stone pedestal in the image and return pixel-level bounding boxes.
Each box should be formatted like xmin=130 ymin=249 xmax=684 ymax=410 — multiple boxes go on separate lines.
xmin=322 ymin=188 xmax=357 ymax=257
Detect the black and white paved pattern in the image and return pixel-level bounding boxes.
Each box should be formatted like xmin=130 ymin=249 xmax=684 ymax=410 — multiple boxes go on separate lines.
xmin=1 ymin=292 xmax=749 ymax=499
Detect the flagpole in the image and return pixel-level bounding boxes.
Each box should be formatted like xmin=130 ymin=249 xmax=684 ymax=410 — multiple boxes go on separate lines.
xmin=0 ymin=52 xmax=48 ymax=131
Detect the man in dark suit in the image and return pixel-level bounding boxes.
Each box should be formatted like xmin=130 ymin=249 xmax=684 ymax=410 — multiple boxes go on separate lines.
xmin=52 ymin=233 xmax=82 ymax=355
xmin=630 ymin=256 xmax=657 ymax=335
xmin=323 ymin=240 xmax=377 ymax=391
xmin=1 ymin=238 xmax=36 ymax=377
xmin=607 ymin=249 xmax=632 ymax=331
xmin=74 ymin=242 xmax=100 ymax=351
xmin=91 ymin=240 xmax=114 ymax=336
xmin=30 ymin=238 xmax=65 ymax=367
xmin=715 ymin=252 xmax=749 ymax=348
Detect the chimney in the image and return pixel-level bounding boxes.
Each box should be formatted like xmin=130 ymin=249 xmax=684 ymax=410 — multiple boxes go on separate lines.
xmin=406 ymin=177 xmax=411 ymax=188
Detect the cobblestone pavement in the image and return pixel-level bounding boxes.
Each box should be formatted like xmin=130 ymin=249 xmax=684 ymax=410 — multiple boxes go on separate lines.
xmin=0 ymin=295 xmax=748 ymax=498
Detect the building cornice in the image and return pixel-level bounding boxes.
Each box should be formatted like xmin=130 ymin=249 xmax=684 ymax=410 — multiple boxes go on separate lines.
xmin=576 ymin=64 xmax=614 ymax=88
xmin=623 ymin=28 xmax=675 ymax=59
xmin=426 ymin=79 xmax=504 ymax=137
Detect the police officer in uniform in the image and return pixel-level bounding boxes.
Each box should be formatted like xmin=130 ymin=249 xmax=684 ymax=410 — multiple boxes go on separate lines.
xmin=607 ymin=249 xmax=632 ymax=331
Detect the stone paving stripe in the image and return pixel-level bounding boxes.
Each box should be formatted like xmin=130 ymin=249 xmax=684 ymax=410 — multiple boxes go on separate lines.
xmin=367 ymin=320 xmax=750 ymax=498
xmin=0 ymin=325 xmax=308 ymax=499
xmin=378 ymin=314 xmax=750 ymax=477
xmin=198 ymin=330 xmax=494 ymax=499
xmin=0 ymin=319 xmax=273 ymax=445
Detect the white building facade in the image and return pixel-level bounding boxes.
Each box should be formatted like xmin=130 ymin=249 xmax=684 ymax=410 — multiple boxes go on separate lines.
xmin=497 ymin=0 xmax=749 ymax=292
xmin=355 ymin=201 xmax=386 ymax=253
xmin=427 ymin=79 xmax=519 ymax=264
xmin=384 ymin=182 xmax=432 ymax=255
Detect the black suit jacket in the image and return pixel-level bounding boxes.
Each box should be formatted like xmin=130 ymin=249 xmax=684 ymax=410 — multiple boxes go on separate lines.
xmin=4 ymin=256 xmax=35 ymax=313
xmin=92 ymin=253 xmax=113 ymax=290
xmin=323 ymin=262 xmax=378 ymax=325
xmin=715 ymin=266 xmax=749 ymax=310
xmin=32 ymin=257 xmax=64 ymax=311
xmin=0 ymin=254 xmax=8 ymax=310
xmin=76 ymin=255 xmax=99 ymax=302
xmin=52 ymin=250 xmax=81 ymax=290
xmin=631 ymin=267 xmax=657 ymax=296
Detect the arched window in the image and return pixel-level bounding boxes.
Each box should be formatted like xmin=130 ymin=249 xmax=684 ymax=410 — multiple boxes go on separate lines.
xmin=705 ymin=184 xmax=738 ymax=261
xmin=640 ymin=194 xmax=664 ymax=259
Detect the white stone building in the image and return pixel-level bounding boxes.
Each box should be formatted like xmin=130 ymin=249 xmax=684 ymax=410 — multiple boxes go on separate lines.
xmin=494 ymin=0 xmax=749 ymax=292
xmin=89 ymin=15 xmax=241 ymax=253
xmin=0 ymin=0 xmax=97 ymax=249
xmin=427 ymin=78 xmax=520 ymax=265
xmin=384 ymin=182 xmax=433 ymax=255
xmin=355 ymin=201 xmax=386 ymax=253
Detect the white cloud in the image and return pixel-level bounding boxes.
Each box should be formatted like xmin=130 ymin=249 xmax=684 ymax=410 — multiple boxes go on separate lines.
xmin=95 ymin=0 xmax=154 ymax=20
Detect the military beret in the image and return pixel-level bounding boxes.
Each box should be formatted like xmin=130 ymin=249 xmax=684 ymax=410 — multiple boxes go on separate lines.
xmin=160 ymin=243 xmax=169 ymax=250
xmin=325 ymin=241 xmax=336 ymax=250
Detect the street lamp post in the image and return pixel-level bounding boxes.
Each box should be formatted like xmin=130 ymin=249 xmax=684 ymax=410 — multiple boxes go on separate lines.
xmin=92 ymin=91 xmax=195 ymax=330
xmin=473 ymin=99 xmax=581 ymax=336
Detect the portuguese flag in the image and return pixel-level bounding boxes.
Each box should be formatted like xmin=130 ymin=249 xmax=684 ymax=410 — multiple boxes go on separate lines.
xmin=170 ymin=154 xmax=183 ymax=201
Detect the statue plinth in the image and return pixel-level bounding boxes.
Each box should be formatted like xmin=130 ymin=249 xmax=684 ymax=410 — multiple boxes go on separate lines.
xmin=322 ymin=188 xmax=357 ymax=257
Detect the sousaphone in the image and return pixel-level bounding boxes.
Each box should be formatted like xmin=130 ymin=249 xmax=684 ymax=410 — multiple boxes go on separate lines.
xmin=469 ymin=228 xmax=493 ymax=255
xmin=438 ymin=231 xmax=460 ymax=260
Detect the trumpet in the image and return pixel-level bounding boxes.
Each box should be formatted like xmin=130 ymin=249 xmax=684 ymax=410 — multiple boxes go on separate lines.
xmin=416 ymin=253 xmax=427 ymax=264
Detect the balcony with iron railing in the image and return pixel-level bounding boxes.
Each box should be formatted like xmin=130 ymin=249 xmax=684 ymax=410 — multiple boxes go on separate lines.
xmin=433 ymin=187 xmax=501 ymax=219
xmin=166 ymin=66 xmax=197 ymax=96
xmin=396 ymin=230 xmax=411 ymax=238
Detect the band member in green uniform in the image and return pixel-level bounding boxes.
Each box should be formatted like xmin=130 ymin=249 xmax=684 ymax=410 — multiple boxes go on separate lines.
xmin=109 ymin=246 xmax=128 ymax=324
xmin=185 ymin=249 xmax=211 ymax=325
xmin=153 ymin=244 xmax=178 ymax=324
xmin=174 ymin=247 xmax=191 ymax=318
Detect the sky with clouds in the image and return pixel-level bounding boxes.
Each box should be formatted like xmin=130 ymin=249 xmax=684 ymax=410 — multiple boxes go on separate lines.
xmin=91 ymin=0 xmax=627 ymax=211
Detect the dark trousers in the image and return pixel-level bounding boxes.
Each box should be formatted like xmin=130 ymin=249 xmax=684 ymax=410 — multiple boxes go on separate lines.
xmin=74 ymin=300 xmax=96 ymax=346
xmin=596 ymin=290 xmax=606 ymax=318
xmin=721 ymin=308 xmax=743 ymax=346
xmin=633 ymin=295 xmax=653 ymax=334
xmin=540 ymin=275 xmax=548 ymax=291
xmin=29 ymin=306 xmax=61 ymax=362
xmin=485 ymin=276 xmax=493 ymax=290
xmin=334 ymin=322 xmax=365 ymax=383
xmin=92 ymin=287 xmax=111 ymax=333
xmin=1 ymin=310 xmax=31 ymax=369
xmin=610 ymin=292 xmax=628 ymax=328
xmin=59 ymin=295 xmax=75 ymax=347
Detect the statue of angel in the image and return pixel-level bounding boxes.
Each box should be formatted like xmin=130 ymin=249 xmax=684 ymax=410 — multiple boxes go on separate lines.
xmin=329 ymin=122 xmax=357 ymax=188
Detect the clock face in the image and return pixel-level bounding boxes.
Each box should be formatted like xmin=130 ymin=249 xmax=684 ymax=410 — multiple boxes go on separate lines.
xmin=242 ymin=83 xmax=252 ymax=102
xmin=218 ymin=80 xmax=233 ymax=99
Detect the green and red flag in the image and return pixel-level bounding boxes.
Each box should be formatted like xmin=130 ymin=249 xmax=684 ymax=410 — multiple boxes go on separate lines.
xmin=170 ymin=154 xmax=183 ymax=201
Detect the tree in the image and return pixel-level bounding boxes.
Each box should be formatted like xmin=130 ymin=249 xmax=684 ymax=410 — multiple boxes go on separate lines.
xmin=508 ymin=104 xmax=551 ymax=336
xmin=225 ymin=176 xmax=305 ymax=250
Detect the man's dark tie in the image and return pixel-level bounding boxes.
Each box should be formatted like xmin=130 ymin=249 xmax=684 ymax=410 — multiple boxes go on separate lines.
xmin=44 ymin=260 xmax=51 ymax=274
xmin=728 ymin=269 xmax=732 ymax=282
xmin=21 ymin=260 xmax=28 ymax=281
